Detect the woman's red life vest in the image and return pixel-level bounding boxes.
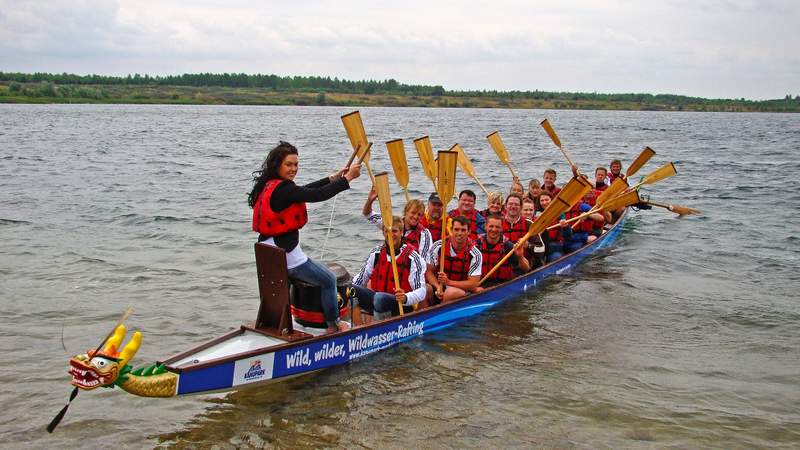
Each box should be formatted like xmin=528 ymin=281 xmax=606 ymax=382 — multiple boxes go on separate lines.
xmin=502 ymin=216 xmax=528 ymax=243
xmin=421 ymin=215 xmax=443 ymax=242
xmin=252 ymin=179 xmax=308 ymax=237
xmin=608 ymin=172 xmax=623 ymax=184
xmin=438 ymin=241 xmax=474 ymax=281
xmin=403 ymin=223 xmax=425 ymax=253
xmin=369 ymin=245 xmax=414 ymax=294
xmin=476 ymin=236 xmax=514 ymax=283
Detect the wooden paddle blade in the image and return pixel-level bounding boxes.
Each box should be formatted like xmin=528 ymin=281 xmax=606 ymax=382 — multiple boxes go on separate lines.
xmin=385 ymin=139 xmax=410 ymax=189
xmin=641 ymin=162 xmax=677 ymax=185
xmin=626 ymin=146 xmax=655 ymax=177
xmin=413 ymin=136 xmax=437 ymax=184
xmin=487 ymin=131 xmax=510 ymax=164
xmin=668 ymin=204 xmax=701 ymax=216
xmin=646 ymin=200 xmax=701 ymax=216
xmin=528 ymin=176 xmax=592 ymax=236
xmin=449 ymin=143 xmax=475 ymax=178
xmin=596 ymin=177 xmax=629 ymax=206
xmin=374 ymin=172 xmax=394 ymax=229
xmin=600 ymin=189 xmax=641 ymax=212
xmin=540 ymin=119 xmax=562 ymax=149
xmin=341 ymin=111 xmax=369 ymax=152
xmin=436 ymin=151 xmax=458 ymax=206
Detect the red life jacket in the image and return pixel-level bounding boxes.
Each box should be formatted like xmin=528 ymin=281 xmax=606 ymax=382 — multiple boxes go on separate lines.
xmin=547 ymin=217 xmax=565 ymax=243
xmin=437 ymin=241 xmax=475 ymax=281
xmin=251 ymin=179 xmax=308 ymax=236
xmin=403 ymin=223 xmax=425 ymax=253
xmin=594 ymin=183 xmax=608 ymax=193
xmin=476 ymin=235 xmax=514 ymax=283
xmin=543 ymin=184 xmax=561 ymax=196
xmin=566 ymin=203 xmax=595 ymax=233
xmin=449 ymin=208 xmax=480 ymax=240
xmin=369 ymin=245 xmax=414 ymax=294
xmin=502 ymin=216 xmax=528 ymax=243
xmin=421 ymin=215 xmax=444 ymax=242
xmin=608 ymin=172 xmax=623 ymax=184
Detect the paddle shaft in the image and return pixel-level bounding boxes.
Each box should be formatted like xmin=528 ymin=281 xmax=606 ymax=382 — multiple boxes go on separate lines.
xmin=385 ymin=233 xmax=405 ymax=316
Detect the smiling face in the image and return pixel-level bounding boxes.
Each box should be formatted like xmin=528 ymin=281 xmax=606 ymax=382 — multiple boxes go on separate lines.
xmin=278 ymin=154 xmax=299 ymax=181
xmin=485 ymin=216 xmax=503 ymax=243
xmin=383 ymin=223 xmax=403 ymax=249
xmin=521 ymin=200 xmax=535 ymax=220
xmin=505 ymin=196 xmax=521 ymax=219
xmin=543 ymin=171 xmax=556 ymax=188
xmin=458 ymin=193 xmax=475 ymax=213
xmin=450 ymin=219 xmax=469 ymax=249
xmin=405 ymin=205 xmax=423 ymax=228
xmin=610 ymin=161 xmax=622 ymax=175
xmin=427 ymin=200 xmax=443 ymax=220
xmin=539 ymin=193 xmax=552 ymax=210
xmin=488 ymin=198 xmax=503 ymax=214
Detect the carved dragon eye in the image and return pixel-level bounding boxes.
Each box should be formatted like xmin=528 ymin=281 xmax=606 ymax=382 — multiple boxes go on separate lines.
xmin=90 ymin=357 xmax=111 ymax=369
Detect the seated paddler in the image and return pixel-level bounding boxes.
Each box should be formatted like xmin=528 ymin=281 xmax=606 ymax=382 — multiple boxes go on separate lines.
xmin=362 ymin=189 xmax=432 ymax=260
xmin=476 ymin=214 xmax=530 ymax=288
xmin=351 ymin=216 xmax=428 ymax=324
xmin=448 ymin=189 xmax=485 ymax=240
xmin=426 ymin=215 xmax=483 ymax=303
xmin=248 ymin=141 xmax=361 ymax=334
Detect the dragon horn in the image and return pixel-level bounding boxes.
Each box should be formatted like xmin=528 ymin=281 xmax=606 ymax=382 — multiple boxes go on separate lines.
xmin=103 ymin=325 xmax=126 ymax=355
xmin=118 ymin=331 xmax=142 ymax=367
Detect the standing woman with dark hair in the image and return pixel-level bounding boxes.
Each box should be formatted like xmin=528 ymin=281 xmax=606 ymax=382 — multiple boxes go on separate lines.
xmin=249 ymin=141 xmax=361 ymax=334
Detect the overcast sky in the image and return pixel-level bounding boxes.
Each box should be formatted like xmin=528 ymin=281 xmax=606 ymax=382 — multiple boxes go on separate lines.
xmin=1 ymin=0 xmax=797 ymax=100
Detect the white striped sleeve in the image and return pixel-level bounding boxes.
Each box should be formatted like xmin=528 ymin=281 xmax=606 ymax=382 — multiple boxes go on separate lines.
xmin=428 ymin=240 xmax=442 ymax=267
xmin=418 ymin=228 xmax=432 ymax=260
xmin=467 ymin=246 xmax=483 ymax=277
xmin=353 ymin=245 xmax=382 ymax=286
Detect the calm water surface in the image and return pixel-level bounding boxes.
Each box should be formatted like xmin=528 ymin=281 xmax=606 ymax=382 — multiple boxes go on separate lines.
xmin=1 ymin=105 xmax=798 ymax=449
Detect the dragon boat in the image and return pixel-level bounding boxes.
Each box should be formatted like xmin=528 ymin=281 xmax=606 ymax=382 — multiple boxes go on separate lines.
xmin=66 ymin=210 xmax=628 ymax=400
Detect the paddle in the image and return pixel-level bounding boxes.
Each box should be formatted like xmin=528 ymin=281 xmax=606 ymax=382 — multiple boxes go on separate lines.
xmin=540 ymin=118 xmax=578 ymax=170
xmin=552 ymin=190 xmax=642 ymax=231
xmin=341 ymin=111 xmax=369 ymax=162
xmin=436 ymin=151 xmax=458 ymax=296
xmin=374 ymin=172 xmax=405 ymax=316
xmin=479 ymin=175 xmax=591 ymax=285
xmin=386 ymin=139 xmax=411 ymax=202
xmin=47 ymin=307 xmax=133 ymax=433
xmin=628 ymin=162 xmax=677 ymax=191
xmin=626 ymin=146 xmax=655 ymax=178
xmin=486 ymin=131 xmax=518 ymax=180
xmin=357 ymin=142 xmax=376 ymax=186
xmin=450 ymin=143 xmax=488 ymax=197
xmin=642 ymin=199 xmax=701 ymax=216
xmin=413 ymin=136 xmax=437 ymax=190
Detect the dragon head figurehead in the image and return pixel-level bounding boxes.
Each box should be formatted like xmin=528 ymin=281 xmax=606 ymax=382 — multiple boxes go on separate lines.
xmin=69 ymin=324 xmax=141 ymax=390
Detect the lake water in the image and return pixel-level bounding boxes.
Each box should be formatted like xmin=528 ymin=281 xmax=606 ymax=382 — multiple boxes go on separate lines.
xmin=1 ymin=104 xmax=798 ymax=449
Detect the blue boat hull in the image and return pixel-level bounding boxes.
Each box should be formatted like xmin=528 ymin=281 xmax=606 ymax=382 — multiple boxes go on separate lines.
xmin=172 ymin=212 xmax=627 ymax=395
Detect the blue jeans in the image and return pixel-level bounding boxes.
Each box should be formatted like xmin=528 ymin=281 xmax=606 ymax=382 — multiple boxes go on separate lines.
xmin=287 ymin=258 xmax=339 ymax=327
xmin=352 ymin=285 xmax=401 ymax=320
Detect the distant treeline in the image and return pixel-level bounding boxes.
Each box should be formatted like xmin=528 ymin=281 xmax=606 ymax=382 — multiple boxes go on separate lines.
xmin=0 ymin=71 xmax=446 ymax=96
xmin=1 ymin=71 xmax=798 ymax=112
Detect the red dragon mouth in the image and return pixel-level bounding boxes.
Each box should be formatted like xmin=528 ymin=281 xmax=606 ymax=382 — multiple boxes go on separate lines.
xmin=69 ymin=359 xmax=116 ymax=390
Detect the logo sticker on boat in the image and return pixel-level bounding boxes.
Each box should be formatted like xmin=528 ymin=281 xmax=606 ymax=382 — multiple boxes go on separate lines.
xmin=233 ymin=353 xmax=275 ymax=386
